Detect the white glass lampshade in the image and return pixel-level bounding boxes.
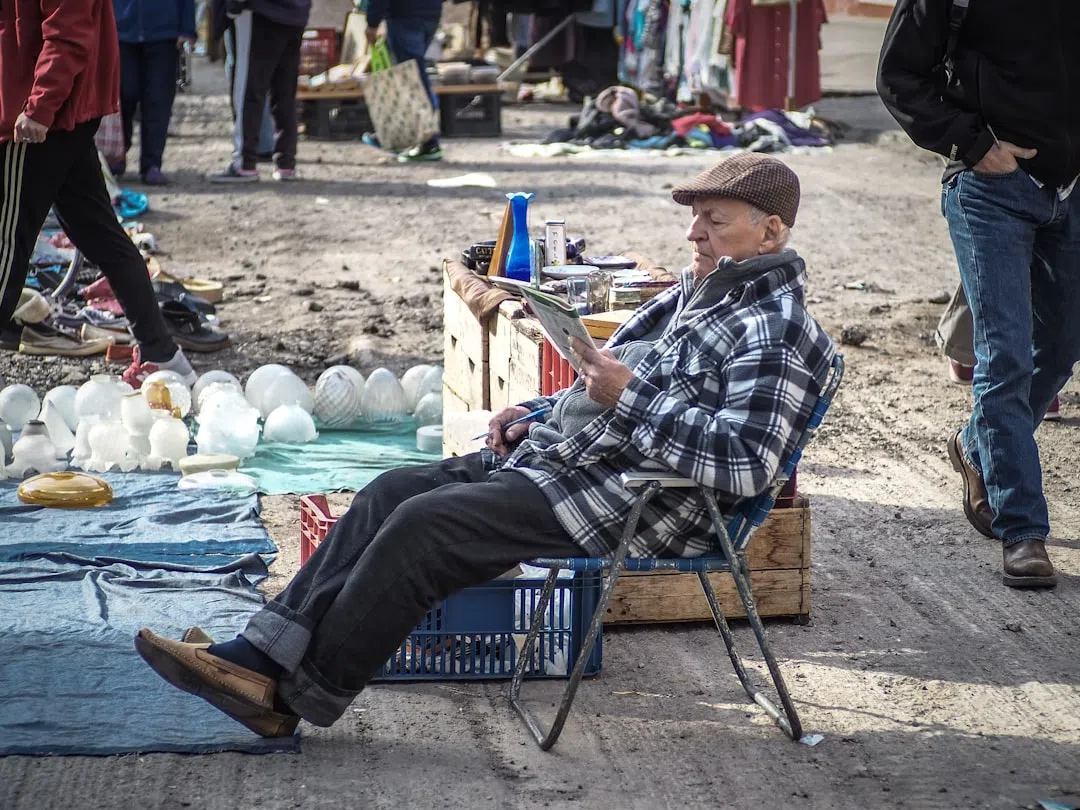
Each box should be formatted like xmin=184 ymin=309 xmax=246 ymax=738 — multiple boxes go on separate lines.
xmin=0 ymin=384 xmax=41 ymax=430
xmin=244 ymin=364 xmax=292 ymax=413
xmin=360 ymin=368 xmax=408 ymax=423
xmin=192 ymin=370 xmax=242 ymax=412
xmin=263 ymin=404 xmax=318 ymax=443
xmin=74 ymin=375 xmax=124 ymax=424
xmin=313 ymin=367 xmax=363 ymax=428
xmin=413 ymin=392 xmax=443 ymax=428
xmin=42 ymin=385 xmax=79 ymax=432
xmin=260 ymin=373 xmax=314 ymax=418
xmin=400 ymin=364 xmax=435 ymax=411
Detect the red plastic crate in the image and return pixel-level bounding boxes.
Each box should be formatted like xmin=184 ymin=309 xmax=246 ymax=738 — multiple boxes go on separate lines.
xmin=299 ymin=28 xmax=338 ymax=76
xmin=541 ymin=337 xmax=577 ymax=396
xmin=299 ymin=493 xmax=337 ymax=564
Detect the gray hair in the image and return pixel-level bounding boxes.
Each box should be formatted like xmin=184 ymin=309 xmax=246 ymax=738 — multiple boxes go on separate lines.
xmin=748 ymin=205 xmax=791 ymax=249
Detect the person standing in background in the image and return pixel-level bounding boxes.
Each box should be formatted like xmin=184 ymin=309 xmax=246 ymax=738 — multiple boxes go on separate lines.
xmin=363 ymin=0 xmax=444 ymax=162
xmin=112 ymin=0 xmax=197 ymax=185
xmin=878 ymin=0 xmax=1080 ymax=589
xmin=209 ymin=0 xmax=311 ymax=182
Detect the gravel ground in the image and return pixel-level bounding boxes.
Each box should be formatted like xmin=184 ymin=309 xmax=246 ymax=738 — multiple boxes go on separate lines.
xmin=1 ymin=54 xmax=1078 ymax=810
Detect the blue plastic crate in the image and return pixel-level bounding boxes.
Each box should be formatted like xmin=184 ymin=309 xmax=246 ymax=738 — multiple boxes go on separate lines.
xmin=373 ymin=571 xmax=603 ymax=682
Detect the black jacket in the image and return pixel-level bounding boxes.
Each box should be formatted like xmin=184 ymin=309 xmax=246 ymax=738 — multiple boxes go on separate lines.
xmin=877 ymin=0 xmax=1080 ymax=187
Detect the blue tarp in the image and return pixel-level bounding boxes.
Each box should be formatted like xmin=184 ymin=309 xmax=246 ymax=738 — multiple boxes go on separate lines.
xmin=243 ymin=424 xmax=439 ymax=495
xmin=0 ymin=553 xmax=298 ymax=756
xmin=0 ymin=471 xmax=276 ymax=564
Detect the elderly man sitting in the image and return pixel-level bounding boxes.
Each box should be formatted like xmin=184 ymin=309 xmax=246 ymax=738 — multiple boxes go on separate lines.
xmin=135 ymin=153 xmax=837 ymax=738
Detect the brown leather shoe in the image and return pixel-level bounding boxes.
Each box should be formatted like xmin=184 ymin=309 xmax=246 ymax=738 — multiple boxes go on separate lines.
xmin=1002 ymin=539 xmax=1057 ymax=589
xmin=947 ymin=429 xmax=995 ymax=538
xmin=134 ymin=628 xmax=298 ymax=738
xmin=181 ymin=627 xmax=214 ymax=645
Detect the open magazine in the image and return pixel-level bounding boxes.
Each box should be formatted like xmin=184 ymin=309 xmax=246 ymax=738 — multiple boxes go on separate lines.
xmin=519 ymin=286 xmax=596 ymax=373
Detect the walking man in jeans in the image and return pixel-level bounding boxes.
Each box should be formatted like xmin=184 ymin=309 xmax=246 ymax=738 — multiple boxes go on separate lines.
xmin=0 ymin=0 xmax=200 ymax=387
xmin=364 ymin=0 xmax=443 ymax=161
xmin=878 ymin=0 xmax=1080 ymax=588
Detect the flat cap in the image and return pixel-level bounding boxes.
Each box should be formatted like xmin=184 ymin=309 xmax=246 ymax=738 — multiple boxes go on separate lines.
xmin=671 ymin=153 xmax=801 ymax=227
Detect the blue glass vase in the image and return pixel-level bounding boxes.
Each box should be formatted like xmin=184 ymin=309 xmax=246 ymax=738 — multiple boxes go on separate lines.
xmin=504 ymin=191 xmax=535 ymax=282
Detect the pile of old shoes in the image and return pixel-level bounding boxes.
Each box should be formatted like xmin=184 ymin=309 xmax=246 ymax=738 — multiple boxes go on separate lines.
xmin=4 ymin=289 xmax=115 ymax=357
xmin=81 ymin=274 xmax=229 ymax=353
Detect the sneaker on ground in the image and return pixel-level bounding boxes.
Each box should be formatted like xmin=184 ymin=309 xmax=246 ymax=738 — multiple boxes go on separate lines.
xmin=142 ymin=167 xmax=170 ymax=186
xmin=208 ymin=163 xmax=258 ymax=183
xmin=272 ymin=168 xmax=299 ymax=181
xmin=948 ymin=360 xmax=974 ymax=385
xmin=19 ymin=320 xmax=113 ymax=357
xmin=361 ymin=132 xmax=383 ymax=150
xmin=397 ymin=139 xmax=443 ymax=163
xmin=1044 ymin=395 xmax=1061 ymax=421
xmin=13 ymin=288 xmax=52 ymax=325
xmin=122 ymin=347 xmax=197 ymax=389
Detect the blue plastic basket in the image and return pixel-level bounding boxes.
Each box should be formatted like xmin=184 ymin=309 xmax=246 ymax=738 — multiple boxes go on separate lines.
xmin=372 ymin=571 xmax=603 ymax=682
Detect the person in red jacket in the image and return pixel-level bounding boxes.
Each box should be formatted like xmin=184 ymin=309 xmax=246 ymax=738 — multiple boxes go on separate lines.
xmin=0 ymin=0 xmax=207 ymax=384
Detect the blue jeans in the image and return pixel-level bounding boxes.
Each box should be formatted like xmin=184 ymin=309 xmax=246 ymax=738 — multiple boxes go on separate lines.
xmin=119 ymin=40 xmax=179 ymax=175
xmin=943 ymin=168 xmax=1080 ymax=545
xmin=385 ymin=17 xmax=441 ymax=126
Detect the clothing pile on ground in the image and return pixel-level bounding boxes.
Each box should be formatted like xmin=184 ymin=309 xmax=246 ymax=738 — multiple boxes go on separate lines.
xmin=532 ymin=87 xmax=832 ymax=155
xmin=4 ymin=167 xmax=227 ymax=360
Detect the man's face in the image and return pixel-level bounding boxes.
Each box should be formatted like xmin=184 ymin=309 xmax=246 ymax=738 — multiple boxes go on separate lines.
xmin=686 ymin=197 xmax=771 ymax=279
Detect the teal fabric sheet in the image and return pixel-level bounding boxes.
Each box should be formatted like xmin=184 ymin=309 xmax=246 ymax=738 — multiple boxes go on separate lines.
xmin=243 ymin=424 xmax=440 ymax=495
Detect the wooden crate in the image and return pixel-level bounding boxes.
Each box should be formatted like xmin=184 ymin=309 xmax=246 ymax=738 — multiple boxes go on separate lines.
xmin=442 ymin=269 xmax=492 ymax=411
xmin=488 ymin=301 xmax=544 ymax=411
xmin=605 ymin=498 xmax=811 ymax=623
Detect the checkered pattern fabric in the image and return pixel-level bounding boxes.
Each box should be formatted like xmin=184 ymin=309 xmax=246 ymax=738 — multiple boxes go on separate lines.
xmin=671 ymin=153 xmax=801 ymax=227
xmin=495 ymin=255 xmax=836 ymax=558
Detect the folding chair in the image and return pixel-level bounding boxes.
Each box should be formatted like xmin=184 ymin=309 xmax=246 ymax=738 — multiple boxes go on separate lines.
xmin=510 ymin=355 xmax=844 ymax=750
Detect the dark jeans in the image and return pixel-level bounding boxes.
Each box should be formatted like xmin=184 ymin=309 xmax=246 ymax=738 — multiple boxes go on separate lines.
xmin=943 ymin=168 xmax=1080 ymax=545
xmin=386 ymin=16 xmax=441 ymax=122
xmin=0 ymin=122 xmax=176 ymax=361
xmin=242 ymin=453 xmax=582 ymax=727
xmin=230 ymin=10 xmax=302 ymax=171
xmin=119 ymin=40 xmax=180 ymax=176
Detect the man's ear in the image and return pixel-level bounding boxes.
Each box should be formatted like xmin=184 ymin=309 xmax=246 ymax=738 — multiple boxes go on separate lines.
xmin=758 ymin=215 xmax=785 ymax=253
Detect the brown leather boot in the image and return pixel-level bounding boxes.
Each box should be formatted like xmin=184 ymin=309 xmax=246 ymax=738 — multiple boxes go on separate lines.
xmin=946 ymin=429 xmax=994 ymax=538
xmin=1002 ymin=539 xmax=1057 ymax=589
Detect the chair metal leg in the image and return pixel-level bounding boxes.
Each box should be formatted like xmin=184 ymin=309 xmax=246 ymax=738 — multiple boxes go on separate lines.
xmin=510 ymin=484 xmax=659 ymax=750
xmin=701 ymin=497 xmax=804 ymax=741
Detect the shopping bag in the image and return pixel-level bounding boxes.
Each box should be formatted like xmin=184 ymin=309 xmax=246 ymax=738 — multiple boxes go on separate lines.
xmin=364 ymin=39 xmax=439 ymax=152
xmin=94 ymin=112 xmax=126 ymax=165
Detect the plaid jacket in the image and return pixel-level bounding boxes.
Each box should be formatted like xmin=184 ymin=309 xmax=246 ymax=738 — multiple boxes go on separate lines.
xmin=493 ymin=255 xmax=836 ymax=558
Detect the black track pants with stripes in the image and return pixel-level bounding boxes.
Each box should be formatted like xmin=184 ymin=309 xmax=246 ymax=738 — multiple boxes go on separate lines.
xmin=0 ymin=121 xmax=175 ymax=361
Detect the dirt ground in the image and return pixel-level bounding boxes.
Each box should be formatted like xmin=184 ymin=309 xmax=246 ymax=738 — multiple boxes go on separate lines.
xmin=1 ymin=48 xmax=1079 ymax=810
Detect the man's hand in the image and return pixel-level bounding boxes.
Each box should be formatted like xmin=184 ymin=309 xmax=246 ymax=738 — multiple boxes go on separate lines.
xmin=570 ymin=336 xmax=634 ymax=408
xmin=365 ymin=26 xmax=379 ymax=46
xmin=486 ymin=405 xmax=535 ymax=456
xmin=973 ymin=140 xmax=1037 ymax=175
xmin=13 ymin=114 xmax=47 ymax=144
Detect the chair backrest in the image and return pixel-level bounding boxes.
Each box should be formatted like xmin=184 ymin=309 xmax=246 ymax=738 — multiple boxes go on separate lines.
xmin=726 ymin=354 xmax=845 ymax=550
